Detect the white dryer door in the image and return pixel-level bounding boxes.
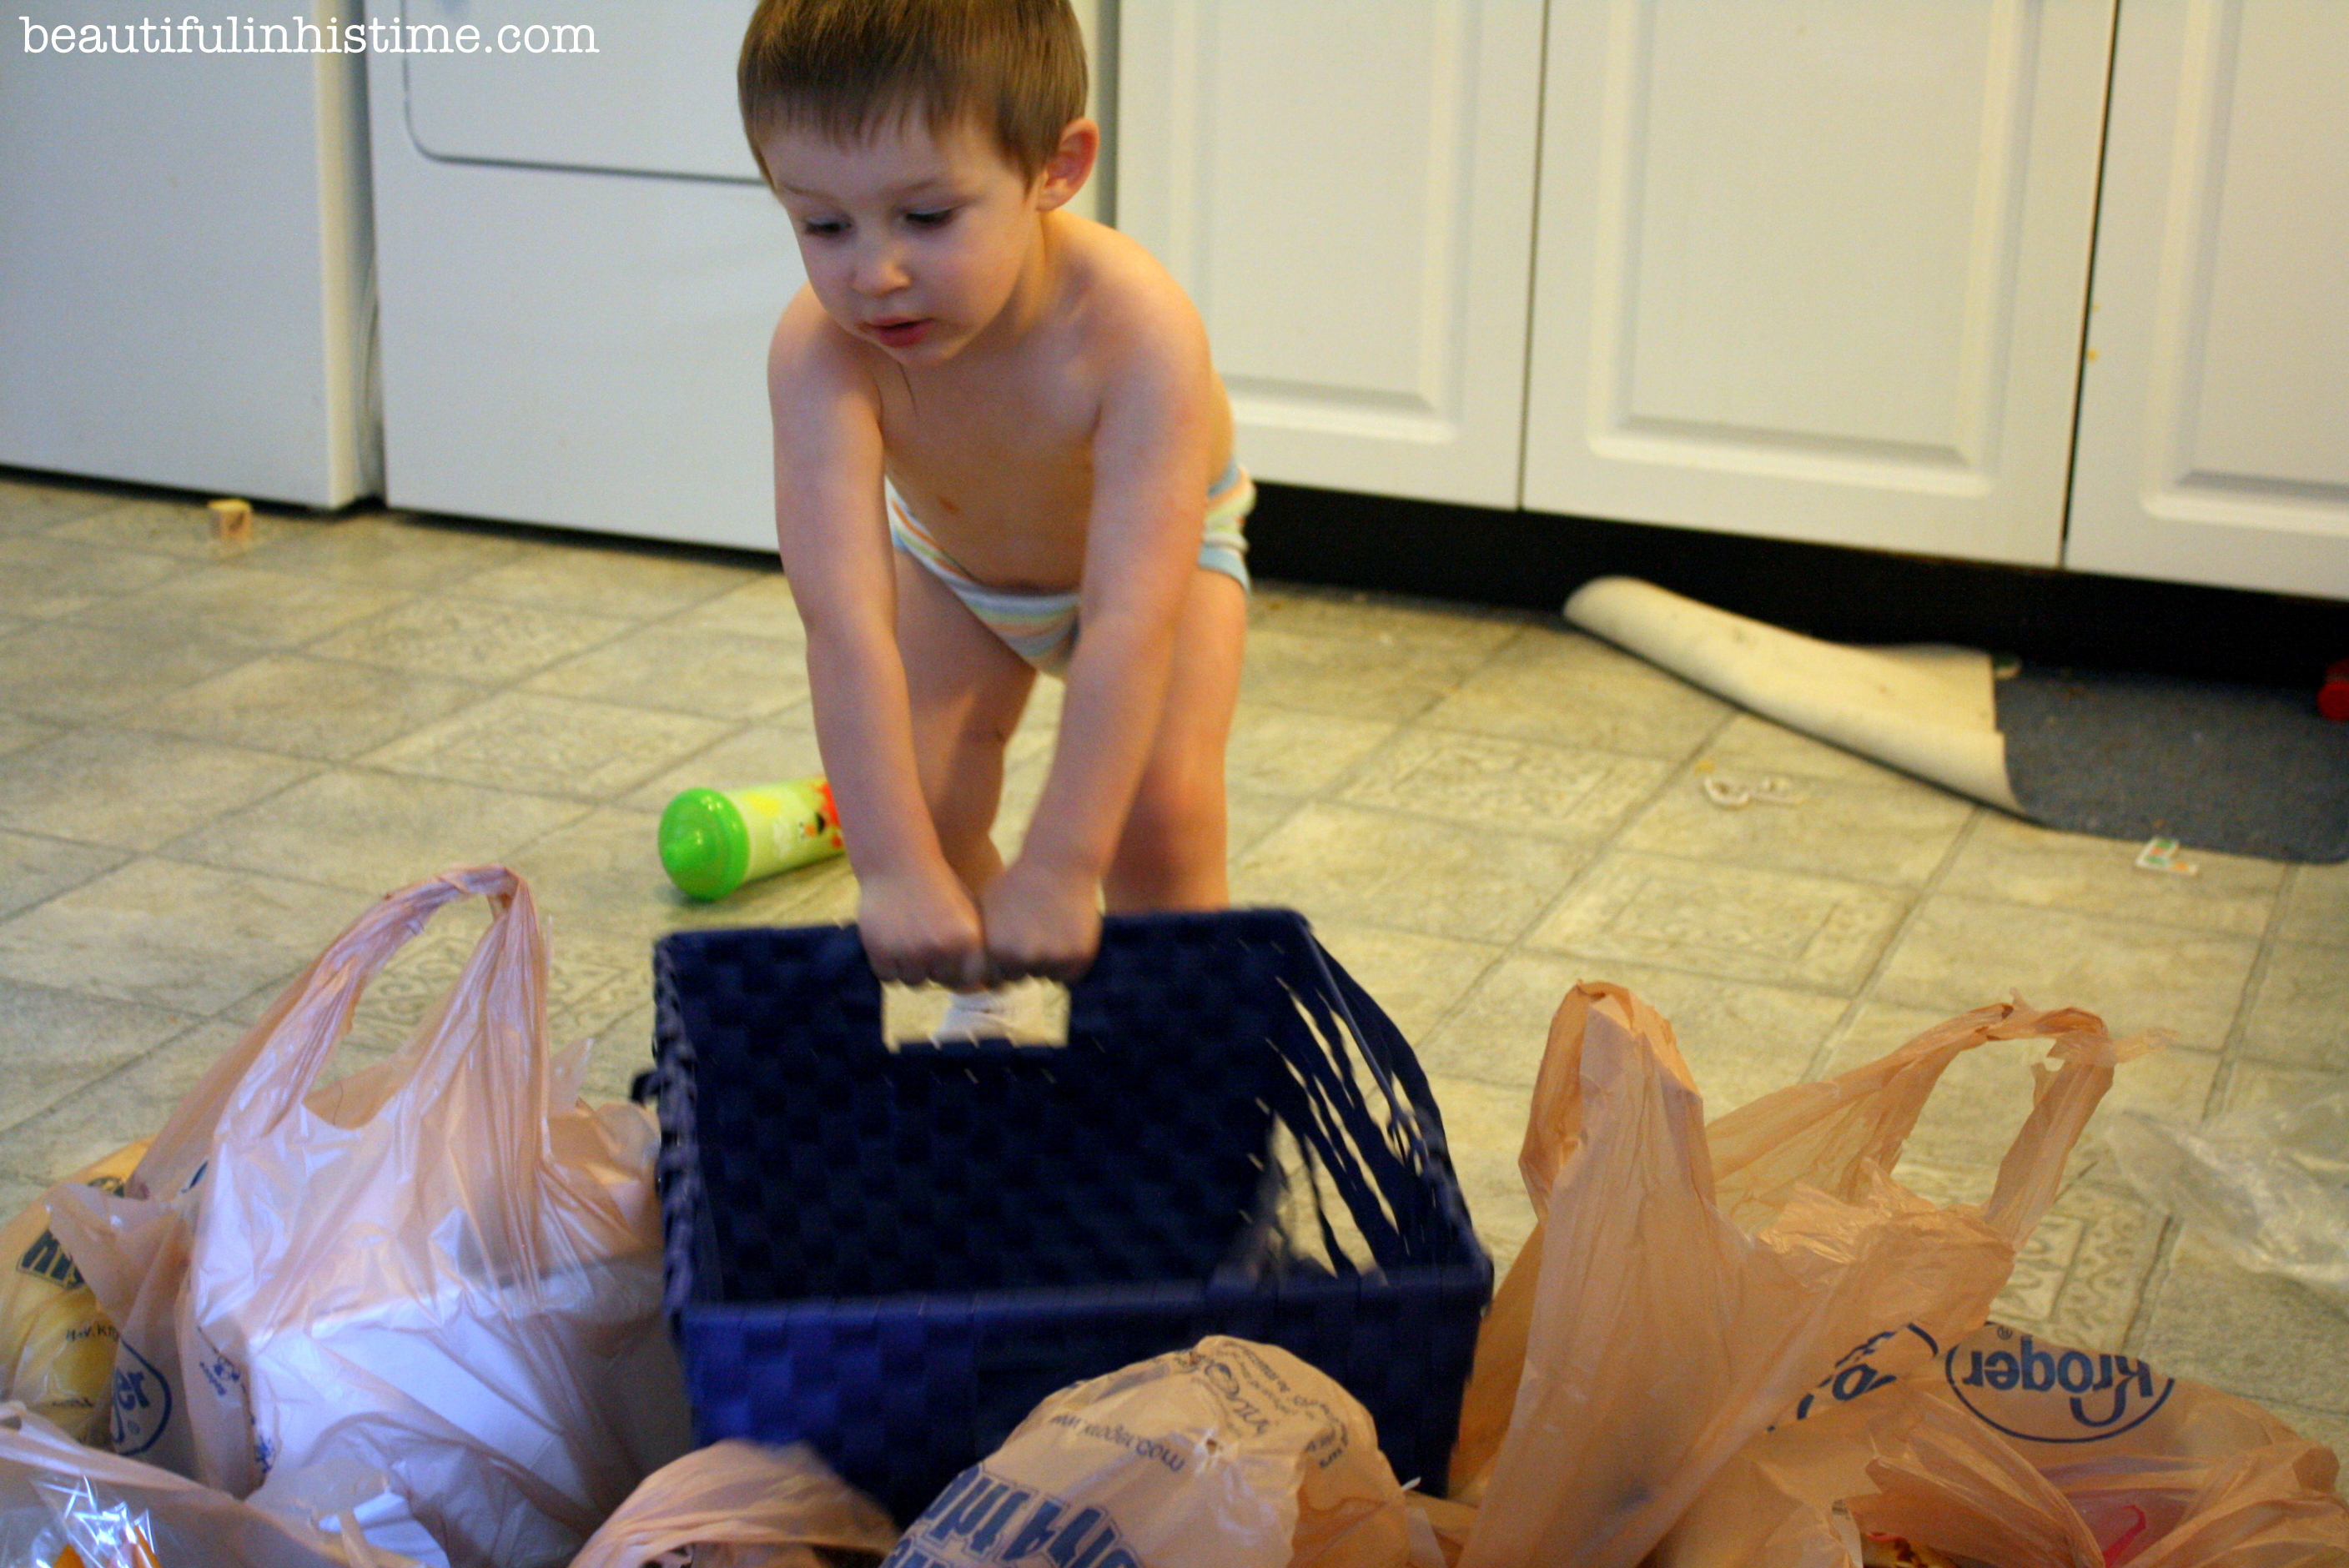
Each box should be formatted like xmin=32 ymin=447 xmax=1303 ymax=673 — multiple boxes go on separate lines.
xmin=401 ymin=1 xmax=764 ymax=183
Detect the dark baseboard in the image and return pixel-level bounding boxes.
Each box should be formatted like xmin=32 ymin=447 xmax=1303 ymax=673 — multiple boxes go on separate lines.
xmin=1247 ymin=482 xmax=2349 ymax=688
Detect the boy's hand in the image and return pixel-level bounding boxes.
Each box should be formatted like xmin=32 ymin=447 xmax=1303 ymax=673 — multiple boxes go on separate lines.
xmin=980 ymin=859 xmax=1102 ymax=983
xmin=857 ymin=867 xmax=988 ymax=990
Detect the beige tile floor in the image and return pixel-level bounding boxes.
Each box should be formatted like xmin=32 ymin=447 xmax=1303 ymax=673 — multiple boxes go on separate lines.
xmin=3 ymin=471 xmax=2346 ymax=1466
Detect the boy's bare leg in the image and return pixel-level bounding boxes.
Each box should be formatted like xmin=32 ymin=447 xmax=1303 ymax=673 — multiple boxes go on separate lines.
xmin=893 ymin=550 xmax=1037 ymax=899
xmin=1104 ymin=570 xmax=1248 ymax=912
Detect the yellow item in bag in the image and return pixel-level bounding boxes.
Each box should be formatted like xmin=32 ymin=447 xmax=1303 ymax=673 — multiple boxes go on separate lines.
xmin=0 ymin=1140 xmax=148 ymax=1447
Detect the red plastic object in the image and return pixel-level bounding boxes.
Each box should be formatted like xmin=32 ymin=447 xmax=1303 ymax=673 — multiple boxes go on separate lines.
xmin=2321 ymin=659 xmax=2349 ymax=722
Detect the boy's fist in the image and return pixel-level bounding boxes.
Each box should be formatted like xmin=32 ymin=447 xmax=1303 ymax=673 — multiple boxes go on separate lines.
xmin=980 ymin=860 xmax=1102 ymax=983
xmin=856 ymin=868 xmax=988 ymax=989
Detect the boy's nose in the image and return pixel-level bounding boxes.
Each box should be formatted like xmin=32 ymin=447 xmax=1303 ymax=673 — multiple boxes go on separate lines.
xmin=852 ymin=244 xmax=908 ymax=296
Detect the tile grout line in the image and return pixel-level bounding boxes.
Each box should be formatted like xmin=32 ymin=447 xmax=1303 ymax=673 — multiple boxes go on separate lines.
xmin=1235 ymin=620 xmax=1545 ymax=1043
xmin=80 ymin=610 xmax=791 ymax=835
xmin=1237 ymin=615 xmax=1534 ymax=833
xmin=1227 ymin=615 xmax=1641 ymax=1048
xmin=0 ymin=685 xmax=703 ymax=988
xmin=0 ymin=1005 xmax=225 ymax=1161
xmin=78 ymin=505 xmax=779 ymax=731
xmin=2208 ymin=859 xmax=2296 ymax=1114
xmin=1239 ymin=616 xmax=1544 ymax=801
xmin=13 ymin=506 xmax=576 ymax=752
xmin=2115 ymin=861 xmax=2305 ymax=1355
xmin=1802 ymin=803 xmax=1986 ymax=1083
xmin=1412 ymin=701 xmax=1748 ymax=1051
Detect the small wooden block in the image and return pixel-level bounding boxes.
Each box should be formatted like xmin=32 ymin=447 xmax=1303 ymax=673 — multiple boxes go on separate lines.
xmin=208 ymin=496 xmax=254 ymax=542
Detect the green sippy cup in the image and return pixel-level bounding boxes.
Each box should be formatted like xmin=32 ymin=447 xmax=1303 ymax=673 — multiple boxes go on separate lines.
xmin=658 ymin=776 xmax=846 ymax=900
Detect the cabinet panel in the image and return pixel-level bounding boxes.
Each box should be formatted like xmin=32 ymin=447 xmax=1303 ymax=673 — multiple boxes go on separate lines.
xmin=1524 ymin=0 xmax=2112 ymax=563
xmin=2065 ymin=0 xmax=2349 ymax=596
xmin=1117 ymin=0 xmax=1545 ymax=507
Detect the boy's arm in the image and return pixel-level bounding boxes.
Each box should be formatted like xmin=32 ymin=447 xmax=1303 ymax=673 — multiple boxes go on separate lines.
xmin=982 ymin=290 xmax=1220 ymax=978
xmin=769 ymin=294 xmax=985 ymax=988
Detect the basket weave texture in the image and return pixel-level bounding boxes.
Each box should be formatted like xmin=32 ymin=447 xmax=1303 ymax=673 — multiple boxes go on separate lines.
xmin=651 ymin=908 xmax=1491 ymax=1522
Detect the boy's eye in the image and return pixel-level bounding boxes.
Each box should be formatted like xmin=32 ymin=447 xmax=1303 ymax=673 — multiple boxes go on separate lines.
xmin=905 ymin=208 xmax=957 ymax=229
xmin=798 ymin=217 xmax=848 ymax=238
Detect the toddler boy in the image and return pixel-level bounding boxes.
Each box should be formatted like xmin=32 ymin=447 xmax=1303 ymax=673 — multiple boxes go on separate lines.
xmin=739 ymin=0 xmax=1250 ymax=995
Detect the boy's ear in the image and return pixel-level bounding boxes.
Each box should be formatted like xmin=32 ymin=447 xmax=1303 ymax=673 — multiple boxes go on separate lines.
xmin=1034 ymin=117 xmax=1099 ymax=212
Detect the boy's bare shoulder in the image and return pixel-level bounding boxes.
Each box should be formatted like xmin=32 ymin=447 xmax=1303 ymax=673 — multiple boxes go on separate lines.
xmin=767 ymin=286 xmax=878 ymax=407
xmin=1059 ymin=217 xmax=1212 ymax=374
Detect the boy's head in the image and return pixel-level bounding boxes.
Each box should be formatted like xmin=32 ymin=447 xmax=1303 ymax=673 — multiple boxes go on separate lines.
xmin=739 ymin=0 xmax=1088 ymax=185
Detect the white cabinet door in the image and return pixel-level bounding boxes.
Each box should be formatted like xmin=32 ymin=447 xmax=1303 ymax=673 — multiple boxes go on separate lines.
xmin=1522 ymin=0 xmax=2112 ymax=564
xmin=1116 ymin=0 xmax=1546 ymax=508
xmin=2065 ymin=1 xmax=2349 ymax=598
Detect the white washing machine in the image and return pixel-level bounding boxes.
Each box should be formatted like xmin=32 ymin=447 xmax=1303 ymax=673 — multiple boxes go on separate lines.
xmin=370 ymin=0 xmax=1108 ymax=552
xmin=368 ymin=1 xmax=787 ymax=549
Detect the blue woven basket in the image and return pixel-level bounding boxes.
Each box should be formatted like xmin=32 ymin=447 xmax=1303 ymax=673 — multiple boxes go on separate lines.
xmin=649 ymin=908 xmax=1491 ymax=1523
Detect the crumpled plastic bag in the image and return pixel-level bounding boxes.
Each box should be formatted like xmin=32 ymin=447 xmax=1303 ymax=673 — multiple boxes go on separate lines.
xmin=887 ymin=1336 xmax=1443 ymax=1568
xmin=1657 ymin=1322 xmax=2349 ymax=1566
xmin=1447 ymin=985 xmax=2145 ymax=1568
xmin=2106 ymin=1089 xmax=2349 ymax=1305
xmin=46 ymin=866 xmax=690 ymax=1568
xmin=0 ymin=1400 xmax=429 ymax=1567
xmin=567 ymin=1440 xmax=899 ymax=1568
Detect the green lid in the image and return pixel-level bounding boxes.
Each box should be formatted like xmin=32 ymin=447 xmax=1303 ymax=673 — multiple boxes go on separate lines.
xmin=658 ymin=788 xmax=751 ymax=900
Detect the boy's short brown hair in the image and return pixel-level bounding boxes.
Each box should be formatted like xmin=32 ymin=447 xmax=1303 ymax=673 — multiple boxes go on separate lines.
xmin=739 ymin=0 xmax=1088 ymax=182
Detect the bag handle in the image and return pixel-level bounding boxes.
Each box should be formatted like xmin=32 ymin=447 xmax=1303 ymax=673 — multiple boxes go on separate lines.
xmin=1977 ymin=1020 xmax=2153 ymax=1244
xmin=1702 ymin=996 xmax=2150 ymax=1237
xmin=135 ymin=866 xmax=546 ymax=1202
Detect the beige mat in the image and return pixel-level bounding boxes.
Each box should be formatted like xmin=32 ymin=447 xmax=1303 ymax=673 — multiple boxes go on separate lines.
xmin=1563 ymin=576 xmax=2021 ymax=812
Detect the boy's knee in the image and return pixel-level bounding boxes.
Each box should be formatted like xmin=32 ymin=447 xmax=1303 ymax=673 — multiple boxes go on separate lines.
xmin=1119 ymin=764 xmax=1225 ymax=885
xmin=1109 ymin=801 xmax=1226 ymax=912
xmin=1128 ymin=759 xmax=1220 ymax=840
xmin=917 ymin=706 xmax=1013 ymax=781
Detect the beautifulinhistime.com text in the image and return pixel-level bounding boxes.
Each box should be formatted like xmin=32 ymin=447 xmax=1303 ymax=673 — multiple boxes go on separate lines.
xmin=18 ymin=15 xmax=598 ymax=54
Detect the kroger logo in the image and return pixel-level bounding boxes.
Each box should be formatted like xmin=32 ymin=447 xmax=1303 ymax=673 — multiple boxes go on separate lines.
xmin=1944 ymin=1326 xmax=2175 ymax=1442
xmin=1774 ymin=1324 xmax=1941 ymax=1429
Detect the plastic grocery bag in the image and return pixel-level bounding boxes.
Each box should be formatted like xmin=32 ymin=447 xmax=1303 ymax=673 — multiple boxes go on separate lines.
xmin=568 ymin=1440 xmax=900 ymax=1568
xmin=0 ymin=1400 xmax=433 ymax=1567
xmin=885 ymin=1336 xmax=1443 ymax=1568
xmin=0 ymin=1141 xmax=147 ymax=1445
xmin=1448 ymin=985 xmax=2143 ymax=1568
xmin=1658 ymin=1322 xmax=2349 ymax=1566
xmin=45 ymin=865 xmax=691 ymax=1568
xmin=2106 ymin=1088 xmax=2349 ymax=1306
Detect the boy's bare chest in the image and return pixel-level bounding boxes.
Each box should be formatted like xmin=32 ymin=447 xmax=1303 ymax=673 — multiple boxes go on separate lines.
xmin=876 ymin=366 xmax=1099 ymax=587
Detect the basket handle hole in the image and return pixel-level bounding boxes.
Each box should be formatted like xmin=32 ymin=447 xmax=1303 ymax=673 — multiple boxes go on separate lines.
xmin=880 ymin=978 xmax=1071 ymax=1051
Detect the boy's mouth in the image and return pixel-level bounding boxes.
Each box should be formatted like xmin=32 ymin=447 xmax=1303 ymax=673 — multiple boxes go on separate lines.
xmin=869 ymin=318 xmax=932 ymax=348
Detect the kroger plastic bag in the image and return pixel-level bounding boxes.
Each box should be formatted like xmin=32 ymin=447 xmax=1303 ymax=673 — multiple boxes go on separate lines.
xmin=1447 ymin=986 xmax=2144 ymax=1568
xmin=1658 ymin=1322 xmax=2349 ymax=1566
xmin=886 ymin=1336 xmax=1443 ymax=1568
xmin=45 ymin=866 xmax=692 ymax=1568
xmin=0 ymin=1140 xmax=147 ymax=1445
xmin=567 ymin=1440 xmax=899 ymax=1568
xmin=2106 ymin=1088 xmax=2349 ymax=1306
xmin=0 ymin=1400 xmax=430 ymax=1567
